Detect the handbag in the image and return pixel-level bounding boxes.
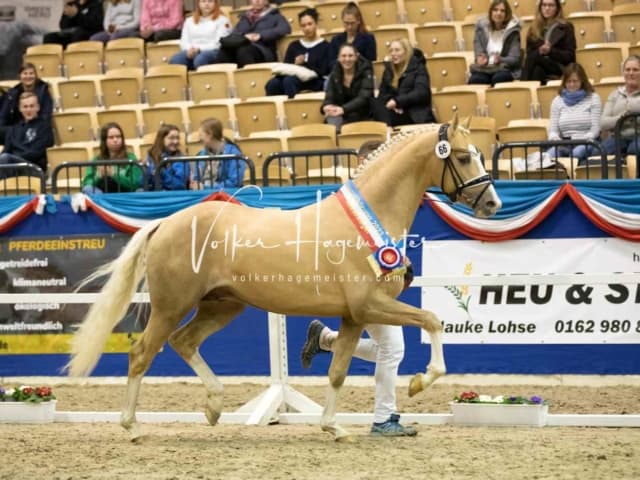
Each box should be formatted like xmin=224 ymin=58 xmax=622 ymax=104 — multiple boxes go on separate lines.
xmin=220 ymin=33 xmax=250 ymax=50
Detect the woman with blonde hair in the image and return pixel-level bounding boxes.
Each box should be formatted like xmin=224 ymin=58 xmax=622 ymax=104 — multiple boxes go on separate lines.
xmin=170 ymin=0 xmax=231 ymax=70
xmin=372 ymin=38 xmax=434 ymax=126
xmin=327 ymin=2 xmax=376 ymax=70
xmin=522 ymin=0 xmax=576 ymax=84
xmin=90 ymin=0 xmax=141 ymax=43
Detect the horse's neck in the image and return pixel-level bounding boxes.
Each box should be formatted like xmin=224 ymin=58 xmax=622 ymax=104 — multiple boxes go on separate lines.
xmin=354 ymin=134 xmax=439 ymax=233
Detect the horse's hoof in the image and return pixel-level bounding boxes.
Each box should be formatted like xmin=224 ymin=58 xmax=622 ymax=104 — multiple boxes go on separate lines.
xmin=205 ymin=408 xmax=221 ymax=426
xmin=335 ymin=434 xmax=356 ymax=443
xmin=408 ymin=373 xmax=424 ymax=397
xmin=205 ymin=395 xmax=223 ymax=426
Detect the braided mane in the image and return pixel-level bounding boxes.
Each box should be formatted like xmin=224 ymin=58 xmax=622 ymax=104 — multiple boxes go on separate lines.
xmin=352 ymin=124 xmax=439 ymax=179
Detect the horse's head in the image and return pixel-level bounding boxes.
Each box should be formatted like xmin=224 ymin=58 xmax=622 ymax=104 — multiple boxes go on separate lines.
xmin=439 ymin=114 xmax=502 ymax=218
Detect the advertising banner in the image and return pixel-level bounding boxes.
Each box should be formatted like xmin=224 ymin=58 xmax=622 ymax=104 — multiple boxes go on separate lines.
xmin=421 ymin=238 xmax=640 ymax=344
xmin=0 ymin=233 xmax=141 ymax=354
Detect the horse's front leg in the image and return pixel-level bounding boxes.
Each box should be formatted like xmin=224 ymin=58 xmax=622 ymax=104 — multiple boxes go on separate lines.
xmin=320 ymin=318 xmax=362 ymax=442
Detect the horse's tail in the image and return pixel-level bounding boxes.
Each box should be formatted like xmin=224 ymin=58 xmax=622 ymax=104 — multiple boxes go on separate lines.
xmin=66 ymin=219 xmax=162 ymax=377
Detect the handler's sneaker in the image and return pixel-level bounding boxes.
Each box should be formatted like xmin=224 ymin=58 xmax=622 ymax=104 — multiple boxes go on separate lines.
xmin=301 ymin=319 xmax=327 ymax=368
xmin=370 ymin=414 xmax=418 ymax=437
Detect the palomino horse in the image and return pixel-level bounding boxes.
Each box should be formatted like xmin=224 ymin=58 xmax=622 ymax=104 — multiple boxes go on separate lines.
xmin=67 ymin=115 xmax=501 ymax=441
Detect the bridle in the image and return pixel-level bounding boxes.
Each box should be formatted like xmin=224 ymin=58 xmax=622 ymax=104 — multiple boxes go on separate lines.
xmin=437 ymin=123 xmax=493 ymax=209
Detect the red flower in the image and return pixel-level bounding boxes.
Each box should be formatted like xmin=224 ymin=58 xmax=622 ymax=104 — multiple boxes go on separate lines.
xmin=22 ymin=387 xmax=33 ymax=395
xmin=36 ymin=386 xmax=52 ymax=397
xmin=459 ymin=391 xmax=478 ymax=401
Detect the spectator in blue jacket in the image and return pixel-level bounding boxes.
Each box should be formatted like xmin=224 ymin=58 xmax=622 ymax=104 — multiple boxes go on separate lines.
xmin=144 ymin=124 xmax=189 ymax=190
xmin=0 ymin=92 xmax=54 ymax=178
xmin=191 ymin=117 xmax=246 ymax=190
xmin=265 ymin=8 xmax=330 ymax=98
xmin=215 ymin=0 xmax=291 ymax=67
xmin=0 ymin=63 xmax=53 ymax=145
xmin=327 ymin=2 xmax=376 ymax=70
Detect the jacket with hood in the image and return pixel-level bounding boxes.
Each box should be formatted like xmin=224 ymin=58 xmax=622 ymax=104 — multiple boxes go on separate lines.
xmin=232 ymin=8 xmax=291 ymax=62
xmin=3 ymin=116 xmax=54 ymax=171
xmin=323 ymin=55 xmax=374 ymax=124
xmin=473 ymin=15 xmax=522 ymax=78
xmin=377 ymin=48 xmax=435 ymax=124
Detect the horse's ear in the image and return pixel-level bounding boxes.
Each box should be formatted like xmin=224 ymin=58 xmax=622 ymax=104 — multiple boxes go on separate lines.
xmin=450 ymin=112 xmax=459 ymax=132
xmin=462 ymin=116 xmax=471 ymax=130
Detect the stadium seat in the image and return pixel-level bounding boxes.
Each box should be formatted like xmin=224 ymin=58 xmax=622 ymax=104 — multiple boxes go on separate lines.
xmin=188 ymin=69 xmax=232 ymax=102
xmin=337 ymin=132 xmax=385 ymax=150
xmin=484 ymin=86 xmax=535 ymax=129
xmin=64 ymin=49 xmax=104 ymax=77
xmin=100 ymin=68 xmax=143 ymax=107
xmin=52 ymin=111 xmax=97 ymax=144
xmin=404 ymin=0 xmax=446 ymax=24
xmin=145 ymin=40 xmax=181 ymax=69
xmin=104 ymin=37 xmax=145 ymax=70
xmin=187 ymin=99 xmax=238 ymax=134
xmin=497 ymin=125 xmax=548 ymax=159
xmin=65 ymin=40 xmax=104 ymax=53
xmin=97 ymin=108 xmax=142 ymax=139
xmin=283 ymin=97 xmax=325 ymax=128
xmin=0 ymin=176 xmax=43 ymax=196
xmin=316 ymin=2 xmax=349 ymax=31
xmin=426 ymin=54 xmax=469 ymax=90
xmin=451 ymin=0 xmax=489 ymax=22
xmin=23 ymin=52 xmax=63 ymax=78
xmin=290 ymin=123 xmax=337 ymax=143
xmin=278 ymin=2 xmax=314 ymax=27
xmin=432 ymin=89 xmax=481 ymax=120
xmin=510 ymin=0 xmax=537 ymax=18
xmin=611 ymin=7 xmax=640 ymax=44
xmin=142 ymin=105 xmax=188 ymax=135
xmin=415 ymin=23 xmax=461 ymax=57
xmin=285 ymin=135 xmax=342 ymax=185
xmin=57 ymin=77 xmax=101 ymax=110
xmin=144 ymin=64 xmax=188 ymax=105
xmin=536 ymin=84 xmax=559 ymax=118
xmin=594 ymin=76 xmax=625 ymax=105
xmin=341 ymin=120 xmax=389 ymax=139
xmin=233 ymin=66 xmax=274 ymax=100
xmin=358 ymin=0 xmax=402 ymax=30
xmin=235 ymin=98 xmax=284 ymax=137
xmin=591 ymin=0 xmax=613 ymax=11
xmin=568 ymin=12 xmax=610 ymax=49
xmin=577 ymin=43 xmax=628 ymax=83
xmin=46 ymin=144 xmax=93 ymax=193
xmin=372 ymin=25 xmax=416 ymax=60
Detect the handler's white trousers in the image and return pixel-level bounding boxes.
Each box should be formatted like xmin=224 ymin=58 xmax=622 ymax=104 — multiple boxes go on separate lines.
xmin=322 ymin=324 xmax=405 ymax=423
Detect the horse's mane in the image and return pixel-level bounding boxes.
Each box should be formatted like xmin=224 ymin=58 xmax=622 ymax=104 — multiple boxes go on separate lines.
xmin=352 ymin=124 xmax=439 ymax=179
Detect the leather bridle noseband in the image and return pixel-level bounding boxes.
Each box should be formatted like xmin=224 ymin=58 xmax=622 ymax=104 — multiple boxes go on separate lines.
xmin=437 ymin=123 xmax=493 ymax=209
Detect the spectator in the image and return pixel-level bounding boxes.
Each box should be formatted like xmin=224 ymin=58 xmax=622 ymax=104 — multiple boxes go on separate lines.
xmin=322 ymin=44 xmax=374 ymax=132
xmin=265 ymin=8 xmax=329 ymax=98
xmin=90 ymin=0 xmax=142 ymax=43
xmin=0 ymin=63 xmax=54 ymax=145
xmin=139 ymin=0 xmax=184 ymax=43
xmin=215 ymin=0 xmax=291 ymax=68
xmin=169 ymin=0 xmax=232 ymax=70
xmin=601 ymin=55 xmax=640 ymax=162
xmin=191 ymin=117 xmax=246 ymax=190
xmin=43 ymin=0 xmax=104 ymax=48
xmin=547 ymin=63 xmax=601 ymax=165
xmin=522 ymin=0 xmax=576 ymax=85
xmin=327 ymin=2 xmax=376 ymax=70
xmin=0 ymin=92 xmax=53 ymax=178
xmin=144 ymin=124 xmax=189 ymax=190
xmin=468 ymin=0 xmax=521 ymax=86
xmin=82 ymin=122 xmax=142 ymax=193
xmin=372 ymin=39 xmax=435 ymax=127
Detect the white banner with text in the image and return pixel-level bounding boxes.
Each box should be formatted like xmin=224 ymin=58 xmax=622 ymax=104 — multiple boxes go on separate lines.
xmin=420 ymin=238 xmax=640 ymax=344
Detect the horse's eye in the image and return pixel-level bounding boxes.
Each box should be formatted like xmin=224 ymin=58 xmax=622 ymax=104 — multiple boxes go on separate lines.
xmin=457 ymin=153 xmax=471 ymax=163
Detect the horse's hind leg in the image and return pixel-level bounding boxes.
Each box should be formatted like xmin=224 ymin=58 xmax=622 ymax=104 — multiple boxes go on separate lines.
xmin=168 ymin=299 xmax=244 ymax=426
xmin=122 ymin=308 xmax=185 ymax=441
xmin=321 ymin=317 xmax=363 ymax=441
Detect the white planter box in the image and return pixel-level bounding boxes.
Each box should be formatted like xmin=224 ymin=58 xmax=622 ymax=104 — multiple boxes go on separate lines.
xmin=0 ymin=400 xmax=57 ymax=424
xmin=449 ymin=402 xmax=548 ymax=427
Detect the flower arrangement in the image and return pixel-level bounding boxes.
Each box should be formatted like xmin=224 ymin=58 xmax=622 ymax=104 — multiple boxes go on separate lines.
xmin=453 ymin=391 xmax=548 ymax=405
xmin=0 ymin=385 xmax=56 ymax=403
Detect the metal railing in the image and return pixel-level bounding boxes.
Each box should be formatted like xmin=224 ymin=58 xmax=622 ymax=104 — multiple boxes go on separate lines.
xmin=262 ymin=149 xmax=358 ymax=186
xmin=51 ymin=160 xmax=148 ymax=195
xmin=0 ymin=163 xmax=47 ymax=196
xmin=613 ymin=112 xmax=640 ymax=179
xmin=156 ymin=154 xmax=255 ymax=190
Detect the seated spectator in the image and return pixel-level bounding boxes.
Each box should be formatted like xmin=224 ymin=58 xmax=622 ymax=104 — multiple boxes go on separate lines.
xmin=469 ymin=0 xmax=521 ymax=86
xmin=327 ymin=2 xmax=376 ymax=70
xmin=169 ymin=0 xmax=231 ymax=71
xmin=144 ymin=124 xmax=189 ymax=190
xmin=522 ymin=0 xmax=576 ymax=85
xmin=0 ymin=63 xmax=53 ymax=145
xmin=139 ymin=0 xmax=183 ymax=43
xmin=82 ymin=122 xmax=141 ymax=193
xmin=214 ymin=0 xmax=290 ymax=68
xmin=191 ymin=118 xmax=245 ymax=189
xmin=43 ymin=0 xmax=104 ymax=48
xmin=0 ymin=92 xmax=53 ymax=178
xmin=90 ymin=0 xmax=141 ymax=43
xmin=601 ymin=55 xmax=640 ymax=161
xmin=322 ymin=44 xmax=374 ymax=132
xmin=265 ymin=8 xmax=329 ymax=98
xmin=372 ymin=39 xmax=435 ymax=127
xmin=547 ymin=63 xmax=601 ymax=165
